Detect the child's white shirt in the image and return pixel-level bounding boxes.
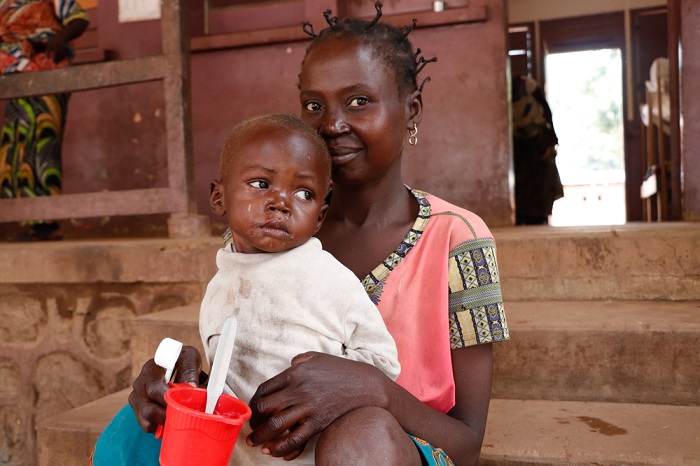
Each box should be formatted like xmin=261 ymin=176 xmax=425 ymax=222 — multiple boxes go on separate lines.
xmin=199 ymin=237 xmax=400 ymax=465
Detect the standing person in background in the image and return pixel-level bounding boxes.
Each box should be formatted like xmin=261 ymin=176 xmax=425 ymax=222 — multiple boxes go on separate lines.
xmin=511 ymin=75 xmax=564 ymax=225
xmin=0 ymin=0 xmax=88 ymax=241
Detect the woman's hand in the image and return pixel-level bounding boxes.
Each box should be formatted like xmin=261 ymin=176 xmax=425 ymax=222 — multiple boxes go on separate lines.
xmin=246 ymin=352 xmax=390 ymax=459
xmin=128 ymin=345 xmax=203 ymax=432
xmin=44 ymin=18 xmax=90 ymax=63
xmin=44 ymin=32 xmax=70 ymax=63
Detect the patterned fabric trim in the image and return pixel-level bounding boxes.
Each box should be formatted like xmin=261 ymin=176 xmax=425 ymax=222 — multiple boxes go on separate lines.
xmin=362 ymin=187 xmax=430 ymax=304
xmin=447 ymin=237 xmax=509 ymax=348
xmin=57 ymin=0 xmax=88 ymax=25
xmin=409 ymin=435 xmax=455 ymax=466
xmin=222 ymin=227 xmax=233 ymax=248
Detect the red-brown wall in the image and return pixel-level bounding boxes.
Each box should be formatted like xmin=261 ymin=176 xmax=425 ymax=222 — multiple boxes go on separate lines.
xmin=681 ymin=0 xmax=700 ymax=220
xmin=60 ymin=0 xmax=513 ymax=233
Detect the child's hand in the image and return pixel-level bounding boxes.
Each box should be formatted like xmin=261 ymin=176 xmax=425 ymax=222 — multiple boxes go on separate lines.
xmin=128 ymin=346 xmax=203 ymax=432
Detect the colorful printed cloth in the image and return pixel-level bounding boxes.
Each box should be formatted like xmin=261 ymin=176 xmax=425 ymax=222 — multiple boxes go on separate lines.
xmin=0 ymin=0 xmax=86 ymax=198
xmin=0 ymin=0 xmax=86 ymax=73
xmin=1 ymin=93 xmax=69 ymax=197
xmin=363 ymin=188 xmax=509 ymax=413
xmin=410 ymin=435 xmax=455 ymax=466
xmin=90 ymin=404 xmax=161 ymax=466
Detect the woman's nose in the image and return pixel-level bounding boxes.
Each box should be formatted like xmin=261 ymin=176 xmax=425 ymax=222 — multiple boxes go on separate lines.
xmin=319 ymin=110 xmax=349 ymax=137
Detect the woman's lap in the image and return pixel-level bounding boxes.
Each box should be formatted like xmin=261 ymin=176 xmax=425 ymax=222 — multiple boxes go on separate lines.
xmin=91 ymin=404 xmax=161 ymax=466
xmin=409 ymin=435 xmax=455 ymax=466
xmin=92 ymin=405 xmax=453 ymax=466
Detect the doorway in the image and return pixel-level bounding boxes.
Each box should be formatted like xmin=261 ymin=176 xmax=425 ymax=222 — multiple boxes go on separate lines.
xmin=545 ymin=49 xmax=625 ymax=226
xmin=538 ymin=12 xmax=628 ymax=226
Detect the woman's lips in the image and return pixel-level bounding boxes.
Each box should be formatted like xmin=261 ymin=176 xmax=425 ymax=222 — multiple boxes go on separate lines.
xmin=328 ymin=146 xmax=361 ymax=165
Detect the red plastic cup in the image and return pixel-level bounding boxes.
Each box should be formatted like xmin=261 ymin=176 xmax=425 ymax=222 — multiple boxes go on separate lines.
xmin=158 ymin=385 xmax=251 ymax=466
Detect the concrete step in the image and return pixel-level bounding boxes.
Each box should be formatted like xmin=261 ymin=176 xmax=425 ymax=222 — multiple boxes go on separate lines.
xmin=129 ymin=299 xmax=700 ymax=406
xmin=493 ymin=300 xmax=700 ymax=405
xmin=130 ymin=303 xmax=207 ymax=379
xmin=4 ymin=223 xmax=698 ymax=303
xmin=36 ymin=388 xmax=130 ymax=466
xmin=36 ymin=390 xmax=700 ymax=465
xmin=480 ymin=399 xmax=700 ymax=465
xmin=493 ymin=223 xmax=700 ymax=301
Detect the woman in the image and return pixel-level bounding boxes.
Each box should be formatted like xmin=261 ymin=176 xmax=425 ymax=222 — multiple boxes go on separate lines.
xmin=0 ymin=0 xmax=88 ymax=240
xmin=127 ymin=4 xmax=509 ymax=465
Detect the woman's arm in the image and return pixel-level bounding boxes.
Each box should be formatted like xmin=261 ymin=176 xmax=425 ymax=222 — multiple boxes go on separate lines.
xmin=247 ymin=343 xmax=493 ymax=465
xmin=44 ymin=18 xmax=89 ymax=63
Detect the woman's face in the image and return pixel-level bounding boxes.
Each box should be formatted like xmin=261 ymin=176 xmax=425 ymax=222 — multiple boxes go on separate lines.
xmin=299 ymin=38 xmax=417 ymax=185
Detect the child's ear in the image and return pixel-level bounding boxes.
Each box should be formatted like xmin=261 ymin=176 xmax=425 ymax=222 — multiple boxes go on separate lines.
xmin=210 ymin=180 xmax=226 ymax=216
xmin=314 ymin=203 xmax=329 ymax=235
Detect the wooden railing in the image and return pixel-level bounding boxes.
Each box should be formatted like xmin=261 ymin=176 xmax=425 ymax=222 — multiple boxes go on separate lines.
xmin=0 ymin=0 xmax=209 ymax=237
xmin=1 ymin=1 xmax=488 ymax=237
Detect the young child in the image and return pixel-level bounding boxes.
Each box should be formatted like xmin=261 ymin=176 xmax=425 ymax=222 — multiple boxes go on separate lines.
xmin=202 ymin=113 xmax=400 ymax=464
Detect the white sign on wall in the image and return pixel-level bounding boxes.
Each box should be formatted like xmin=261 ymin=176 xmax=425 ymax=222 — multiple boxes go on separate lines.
xmin=119 ymin=0 xmax=161 ymax=23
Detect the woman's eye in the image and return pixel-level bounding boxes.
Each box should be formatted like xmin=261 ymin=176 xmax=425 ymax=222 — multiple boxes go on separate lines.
xmin=348 ymin=97 xmax=368 ymax=107
xmin=249 ymin=180 xmax=268 ymax=189
xmin=304 ymin=102 xmax=321 ymax=112
xmin=294 ymin=190 xmax=313 ymax=201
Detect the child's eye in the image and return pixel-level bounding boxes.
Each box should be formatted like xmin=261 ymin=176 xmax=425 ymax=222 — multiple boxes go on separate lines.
xmin=249 ymin=180 xmax=269 ymax=189
xmin=294 ymin=189 xmax=313 ymax=201
xmin=348 ymin=97 xmax=368 ymax=107
xmin=304 ymin=101 xmax=322 ymax=112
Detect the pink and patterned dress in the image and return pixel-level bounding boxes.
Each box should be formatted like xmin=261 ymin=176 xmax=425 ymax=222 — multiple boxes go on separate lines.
xmin=361 ymin=187 xmax=509 ymax=465
xmin=363 ymin=188 xmax=509 ymax=414
xmin=0 ymin=0 xmax=87 ymax=198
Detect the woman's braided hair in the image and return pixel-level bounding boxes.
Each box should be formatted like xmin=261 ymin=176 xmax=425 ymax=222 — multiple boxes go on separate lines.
xmin=300 ymin=1 xmax=437 ymax=96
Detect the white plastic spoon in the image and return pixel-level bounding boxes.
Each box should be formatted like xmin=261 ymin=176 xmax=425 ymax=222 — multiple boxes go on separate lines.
xmin=206 ymin=316 xmax=237 ymax=414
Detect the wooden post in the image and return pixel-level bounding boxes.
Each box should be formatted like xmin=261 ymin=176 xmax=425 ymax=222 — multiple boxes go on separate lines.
xmin=162 ymin=0 xmax=210 ymax=237
xmin=655 ymin=73 xmax=668 ymax=221
xmin=667 ymin=0 xmax=682 ymax=220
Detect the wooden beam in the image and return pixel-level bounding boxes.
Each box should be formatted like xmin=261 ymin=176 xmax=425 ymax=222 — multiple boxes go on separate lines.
xmin=0 ymin=188 xmax=186 ymax=222
xmin=0 ymin=56 xmax=170 ymax=99
xmin=191 ymin=6 xmax=488 ymax=52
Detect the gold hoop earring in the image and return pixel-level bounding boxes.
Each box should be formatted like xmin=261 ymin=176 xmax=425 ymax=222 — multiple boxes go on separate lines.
xmin=408 ymin=123 xmax=418 ymax=146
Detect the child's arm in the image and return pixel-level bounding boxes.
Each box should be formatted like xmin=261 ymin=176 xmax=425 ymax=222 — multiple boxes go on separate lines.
xmin=341 ymin=291 xmax=401 ymax=380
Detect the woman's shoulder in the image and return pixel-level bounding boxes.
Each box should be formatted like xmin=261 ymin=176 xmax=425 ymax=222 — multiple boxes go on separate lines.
xmin=412 ymin=189 xmax=495 ymax=244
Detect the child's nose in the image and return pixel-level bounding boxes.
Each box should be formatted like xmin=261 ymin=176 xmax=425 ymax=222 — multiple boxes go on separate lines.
xmin=266 ymin=191 xmax=290 ymax=213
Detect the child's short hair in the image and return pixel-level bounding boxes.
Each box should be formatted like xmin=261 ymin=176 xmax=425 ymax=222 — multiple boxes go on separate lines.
xmin=299 ymin=2 xmax=436 ymax=96
xmin=218 ymin=113 xmax=331 ymax=186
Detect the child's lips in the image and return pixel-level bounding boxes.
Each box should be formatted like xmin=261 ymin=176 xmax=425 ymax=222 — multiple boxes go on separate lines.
xmin=259 ymin=219 xmax=290 ymax=237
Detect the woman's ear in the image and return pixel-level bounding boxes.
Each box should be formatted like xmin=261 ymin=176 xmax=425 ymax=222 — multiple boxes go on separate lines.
xmin=210 ymin=180 xmax=226 ymax=216
xmin=406 ymin=90 xmax=423 ymax=130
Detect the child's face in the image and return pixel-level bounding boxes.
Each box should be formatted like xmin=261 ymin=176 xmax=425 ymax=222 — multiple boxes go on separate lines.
xmin=211 ymin=130 xmax=329 ymax=253
xmin=298 ymin=38 xmax=420 ymax=186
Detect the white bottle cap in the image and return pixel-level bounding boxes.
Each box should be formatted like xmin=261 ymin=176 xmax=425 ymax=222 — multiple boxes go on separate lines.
xmin=154 ymin=337 xmax=183 ymax=382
